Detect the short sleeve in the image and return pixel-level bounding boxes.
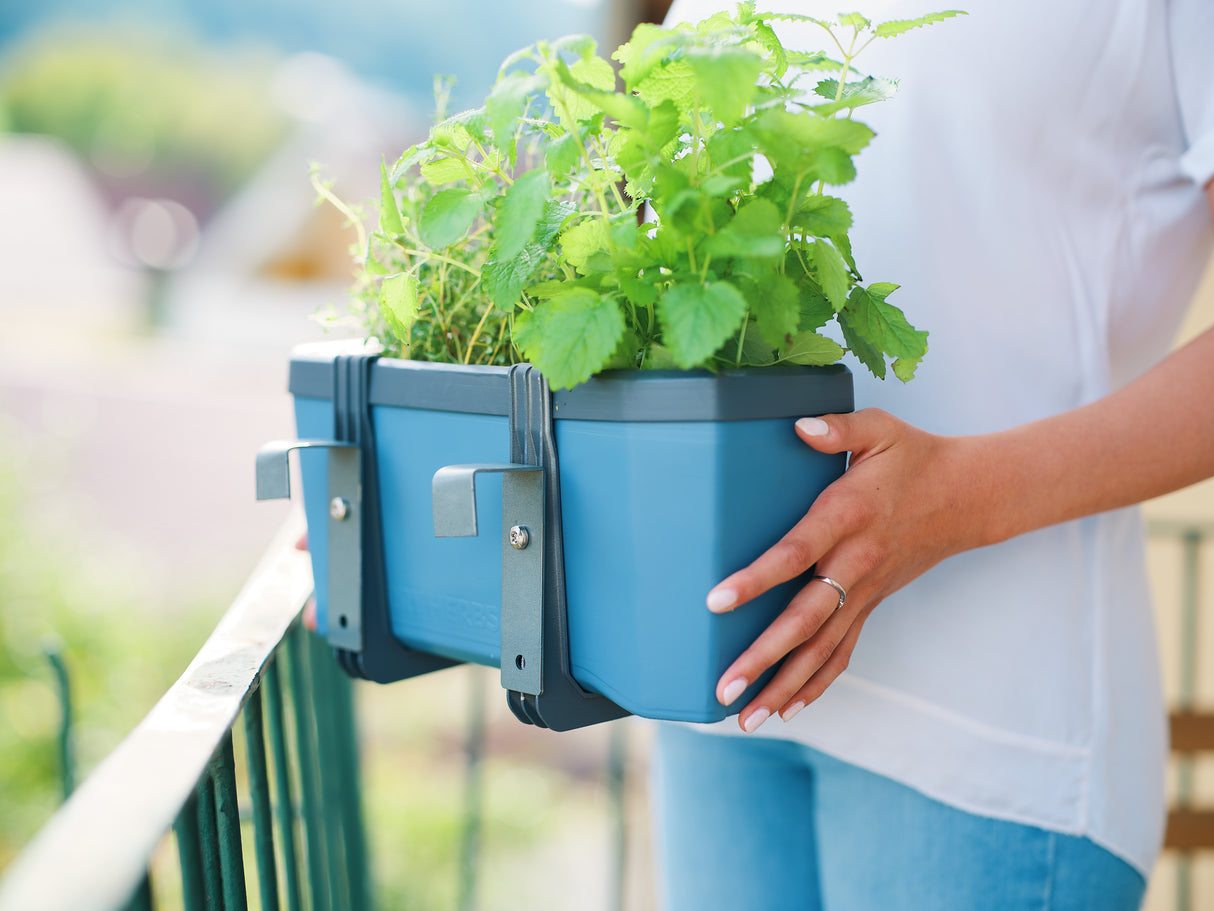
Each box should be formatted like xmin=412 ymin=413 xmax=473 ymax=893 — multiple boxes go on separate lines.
xmin=1170 ymin=0 xmax=1214 ymax=186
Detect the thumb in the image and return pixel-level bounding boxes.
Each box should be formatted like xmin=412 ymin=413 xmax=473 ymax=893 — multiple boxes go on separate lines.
xmin=794 ymin=408 xmax=896 ymax=456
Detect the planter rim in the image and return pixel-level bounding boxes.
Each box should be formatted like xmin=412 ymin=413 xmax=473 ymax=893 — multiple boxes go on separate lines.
xmin=288 ymin=340 xmax=853 ymax=422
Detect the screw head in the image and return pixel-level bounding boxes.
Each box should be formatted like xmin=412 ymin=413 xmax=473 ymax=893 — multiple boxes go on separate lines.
xmin=509 ymin=525 xmax=530 ymax=550
xmin=329 ymin=497 xmax=351 ymax=521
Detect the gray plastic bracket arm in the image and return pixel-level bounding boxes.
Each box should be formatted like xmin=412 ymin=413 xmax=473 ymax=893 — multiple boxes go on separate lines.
xmin=255 ymin=439 xmax=363 ymax=652
xmin=432 ymin=464 xmax=545 ymax=696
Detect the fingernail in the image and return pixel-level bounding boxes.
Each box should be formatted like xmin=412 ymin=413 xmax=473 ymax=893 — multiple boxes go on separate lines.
xmin=796 ymin=417 xmax=829 ymax=436
xmin=781 ymin=701 xmax=806 ymax=723
xmin=721 ymin=677 xmax=748 ymax=706
xmin=706 ymin=588 xmax=737 ymax=613
xmin=743 ymin=707 xmax=771 ymax=733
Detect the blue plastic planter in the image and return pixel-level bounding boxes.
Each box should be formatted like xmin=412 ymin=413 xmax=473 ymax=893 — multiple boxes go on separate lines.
xmin=289 ymin=342 xmax=852 ymax=723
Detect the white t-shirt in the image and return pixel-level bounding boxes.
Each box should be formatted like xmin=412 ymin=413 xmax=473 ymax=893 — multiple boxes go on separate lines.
xmin=666 ymin=0 xmax=1214 ymax=876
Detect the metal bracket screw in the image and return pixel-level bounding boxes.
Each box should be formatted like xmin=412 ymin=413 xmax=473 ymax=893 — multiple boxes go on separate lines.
xmin=509 ymin=525 xmax=530 ymax=550
xmin=330 ymin=497 xmax=351 ymax=521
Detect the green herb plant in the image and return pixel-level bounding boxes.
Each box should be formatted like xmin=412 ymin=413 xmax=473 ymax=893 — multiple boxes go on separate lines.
xmin=339 ymin=4 xmax=962 ymax=389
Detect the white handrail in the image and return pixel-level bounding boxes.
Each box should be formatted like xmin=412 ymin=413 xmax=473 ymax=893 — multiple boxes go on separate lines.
xmin=0 ymin=510 xmax=311 ymax=911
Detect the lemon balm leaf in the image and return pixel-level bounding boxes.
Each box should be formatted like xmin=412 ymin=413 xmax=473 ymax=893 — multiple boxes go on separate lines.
xmin=657 ymin=281 xmax=748 ymax=368
xmin=515 ymin=288 xmax=626 ymax=389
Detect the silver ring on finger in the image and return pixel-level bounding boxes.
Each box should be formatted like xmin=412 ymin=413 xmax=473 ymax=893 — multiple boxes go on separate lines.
xmin=810 ymin=574 xmax=847 ymax=611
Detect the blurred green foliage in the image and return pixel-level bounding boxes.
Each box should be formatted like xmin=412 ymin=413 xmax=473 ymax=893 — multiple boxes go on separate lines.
xmin=0 ymin=26 xmax=289 ymax=211
xmin=0 ymin=459 xmax=213 ymax=871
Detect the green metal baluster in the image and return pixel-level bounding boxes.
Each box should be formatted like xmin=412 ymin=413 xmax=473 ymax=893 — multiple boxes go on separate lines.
xmin=123 ymin=874 xmax=154 ymax=911
xmin=244 ymin=687 xmax=280 ymax=911
xmin=264 ymin=658 xmax=303 ymax=911
xmin=1176 ymin=529 xmax=1202 ymax=911
xmin=329 ymin=659 xmax=370 ymax=911
xmin=45 ymin=647 xmax=75 ymax=800
xmin=175 ymin=791 xmax=207 ymax=911
xmin=307 ymin=634 xmax=351 ymax=911
xmin=607 ymin=722 xmax=628 ymax=911
xmin=287 ymin=625 xmax=332 ymax=911
xmin=213 ymin=732 xmax=249 ymax=910
xmin=197 ymin=770 xmax=224 ymax=909
xmin=458 ymin=671 xmax=486 ymax=911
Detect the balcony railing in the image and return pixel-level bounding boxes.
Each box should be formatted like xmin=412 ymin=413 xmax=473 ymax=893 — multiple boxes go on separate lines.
xmin=1 ymin=516 xmax=1211 ymax=910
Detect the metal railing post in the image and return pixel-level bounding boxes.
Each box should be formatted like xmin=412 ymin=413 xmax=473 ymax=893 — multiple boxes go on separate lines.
xmin=263 ymin=657 xmax=304 ymax=911
xmin=243 ymin=686 xmax=281 ymax=911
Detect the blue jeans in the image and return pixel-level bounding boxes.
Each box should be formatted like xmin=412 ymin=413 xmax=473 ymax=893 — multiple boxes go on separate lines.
xmin=651 ymin=724 xmax=1146 ymax=911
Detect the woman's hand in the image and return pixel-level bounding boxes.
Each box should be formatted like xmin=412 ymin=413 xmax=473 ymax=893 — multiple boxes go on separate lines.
xmin=709 ymin=408 xmax=994 ymax=733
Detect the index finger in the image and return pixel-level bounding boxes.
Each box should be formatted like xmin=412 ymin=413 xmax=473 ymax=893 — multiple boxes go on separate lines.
xmin=706 ymin=491 xmax=853 ymax=613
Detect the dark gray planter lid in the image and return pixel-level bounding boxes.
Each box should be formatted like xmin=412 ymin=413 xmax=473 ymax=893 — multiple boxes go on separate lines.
xmin=288 ymin=342 xmax=853 ymax=422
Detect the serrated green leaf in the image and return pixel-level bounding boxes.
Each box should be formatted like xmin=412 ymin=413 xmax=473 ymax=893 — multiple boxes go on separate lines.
xmin=612 ymin=22 xmax=673 ymax=92
xmin=571 ymin=52 xmax=617 ymax=90
xmin=892 ymin=356 xmax=922 ymax=382
xmin=560 ymin=218 xmax=611 ymax=274
xmin=641 ymin=343 xmax=680 ymax=370
xmin=792 ymin=195 xmax=852 ymax=238
xmin=837 ymin=285 xmax=927 ymax=380
xmin=544 ymin=132 xmax=581 ymax=179
xmin=686 ymin=45 xmax=763 ymax=126
xmin=609 ymin=217 xmax=639 ymax=251
xmin=706 ymin=126 xmax=756 ymax=183
xmin=747 ymin=272 xmax=800 ymax=348
xmin=875 ymin=11 xmax=965 ymax=38
xmin=513 ymin=289 xmax=625 ymax=389
xmin=604 ymin=329 xmax=643 ymax=369
xmin=701 ymin=174 xmax=748 ymax=197
xmin=618 ymin=274 xmax=658 ymax=309
xmin=759 ymin=12 xmax=833 ymax=28
xmin=838 ymin=311 xmax=886 ymax=379
xmin=483 ymin=245 xmax=544 ymax=311
xmin=843 ymin=285 xmax=927 ymax=360
xmin=485 ymin=70 xmax=548 ymax=153
xmin=837 ymin=12 xmax=871 ymax=29
xmin=657 ymin=280 xmax=748 ymax=367
xmin=748 ymin=19 xmax=788 ymax=80
xmin=419 ymin=187 xmax=483 ymax=249
xmin=534 ymin=199 xmax=576 ymax=251
xmin=380 ymin=273 xmax=419 ymax=344
xmin=812 ymin=239 xmax=851 ymax=311
xmin=551 ymin=34 xmax=598 ymax=60
xmin=703 ymin=198 xmax=784 ymax=261
xmin=754 ymin=109 xmax=872 ymax=179
xmin=784 ymin=50 xmax=843 ymax=71
xmin=811 ymin=76 xmax=897 ymax=116
xmin=812 ymin=148 xmax=858 ymax=185
xmin=491 ymin=171 xmax=550 ymax=262
xmin=867 ymin=281 xmax=900 ymax=302
xmin=737 ymin=321 xmax=777 ymax=366
xmin=786 ymin=248 xmax=833 ymax=330
xmin=800 ymin=284 xmax=833 ymax=331
xmin=439 ymin=108 xmax=492 ymax=146
xmin=634 ymin=59 xmax=697 ymax=112
xmin=831 ymin=232 xmax=859 ymax=277
xmin=419 ymin=155 xmax=470 ymax=185
xmin=781 ymin=331 xmax=845 ymax=366
xmin=379 ymin=159 xmax=404 ymax=235
xmin=551 ymin=59 xmax=648 ymax=130
xmin=550 ymin=54 xmax=618 ymax=126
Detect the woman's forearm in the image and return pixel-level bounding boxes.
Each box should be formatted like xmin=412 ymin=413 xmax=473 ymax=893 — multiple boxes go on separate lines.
xmin=975 ymin=323 xmax=1214 ymax=546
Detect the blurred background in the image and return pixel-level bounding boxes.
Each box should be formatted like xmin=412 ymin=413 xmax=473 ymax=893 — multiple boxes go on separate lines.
xmin=0 ymin=1 xmax=669 ymax=908
xmin=0 ymin=0 xmax=1212 ymax=908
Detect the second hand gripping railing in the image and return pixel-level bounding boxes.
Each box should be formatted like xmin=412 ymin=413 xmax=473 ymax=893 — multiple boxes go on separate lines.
xmin=0 ymin=510 xmax=369 ymax=911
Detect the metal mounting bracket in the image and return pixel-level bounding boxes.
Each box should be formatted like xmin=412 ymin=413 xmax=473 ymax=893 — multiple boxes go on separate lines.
xmin=255 ymin=439 xmax=363 ymax=652
xmin=432 ymin=463 xmax=545 ymax=696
